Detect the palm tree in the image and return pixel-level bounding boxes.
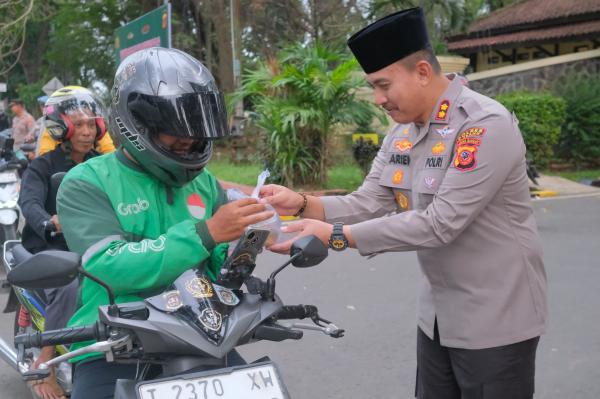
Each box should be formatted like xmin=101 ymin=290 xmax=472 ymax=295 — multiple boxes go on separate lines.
xmin=232 ymin=42 xmax=386 ymax=187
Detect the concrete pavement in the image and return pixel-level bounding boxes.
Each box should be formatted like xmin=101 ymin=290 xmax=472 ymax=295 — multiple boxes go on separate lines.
xmin=0 ymin=194 xmax=598 ymax=398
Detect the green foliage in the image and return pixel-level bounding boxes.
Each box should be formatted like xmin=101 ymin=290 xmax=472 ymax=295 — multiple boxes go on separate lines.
xmin=15 ymin=79 xmax=45 ymax=116
xmin=496 ymin=91 xmax=566 ymax=168
xmin=232 ymin=42 xmax=387 ymax=187
xmin=551 ymin=75 xmax=600 ymax=167
xmin=352 ymin=138 xmax=380 ymax=177
xmin=207 ymin=159 xmax=365 ymax=192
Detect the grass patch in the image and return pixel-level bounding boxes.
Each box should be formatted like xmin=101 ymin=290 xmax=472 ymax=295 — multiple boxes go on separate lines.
xmin=207 ymin=160 xmax=262 ymax=186
xmin=544 ymin=169 xmax=600 ymax=183
xmin=207 ymin=160 xmax=365 ymax=192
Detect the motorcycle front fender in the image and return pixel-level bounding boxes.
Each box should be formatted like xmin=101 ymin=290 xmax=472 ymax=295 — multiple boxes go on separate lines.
xmin=0 ymin=209 xmax=17 ymax=225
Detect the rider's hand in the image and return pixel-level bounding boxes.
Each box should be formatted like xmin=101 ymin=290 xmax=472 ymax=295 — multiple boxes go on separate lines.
xmin=206 ymin=198 xmax=274 ymax=243
xmin=259 ymin=184 xmax=304 ymax=217
xmin=50 ymin=215 xmax=62 ymax=233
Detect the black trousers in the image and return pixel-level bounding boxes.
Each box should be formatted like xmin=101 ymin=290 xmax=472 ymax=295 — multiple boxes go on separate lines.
xmin=71 ymin=351 xmax=246 ymax=399
xmin=416 ymin=323 xmax=539 ymax=399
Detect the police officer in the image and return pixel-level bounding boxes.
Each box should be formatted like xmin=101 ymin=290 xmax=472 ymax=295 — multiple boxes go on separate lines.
xmin=261 ymin=7 xmax=547 ymax=399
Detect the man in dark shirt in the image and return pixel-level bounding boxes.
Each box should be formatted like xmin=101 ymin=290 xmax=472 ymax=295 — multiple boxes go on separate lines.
xmin=17 ymin=87 xmax=107 ymax=399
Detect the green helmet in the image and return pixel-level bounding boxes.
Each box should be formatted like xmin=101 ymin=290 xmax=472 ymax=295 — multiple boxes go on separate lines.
xmin=109 ymin=47 xmax=230 ymax=187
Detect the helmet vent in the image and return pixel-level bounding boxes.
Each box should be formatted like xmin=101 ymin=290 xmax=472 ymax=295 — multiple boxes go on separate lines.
xmin=115 ymin=116 xmax=145 ymax=151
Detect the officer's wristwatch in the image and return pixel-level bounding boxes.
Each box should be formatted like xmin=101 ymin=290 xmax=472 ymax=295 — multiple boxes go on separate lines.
xmin=328 ymin=222 xmax=348 ymax=251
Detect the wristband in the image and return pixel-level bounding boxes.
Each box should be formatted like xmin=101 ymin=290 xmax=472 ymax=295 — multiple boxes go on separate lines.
xmin=293 ymin=192 xmax=308 ymax=217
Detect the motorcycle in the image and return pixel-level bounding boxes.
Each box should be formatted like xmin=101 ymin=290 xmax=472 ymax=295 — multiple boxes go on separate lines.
xmin=3 ymin=233 xmax=343 ymax=398
xmin=0 ymin=136 xmax=29 ymax=245
xmin=0 ymin=172 xmax=80 ymax=397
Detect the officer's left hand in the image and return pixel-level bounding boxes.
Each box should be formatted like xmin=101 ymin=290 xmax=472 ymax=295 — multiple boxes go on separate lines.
xmin=268 ymin=219 xmax=332 ymax=254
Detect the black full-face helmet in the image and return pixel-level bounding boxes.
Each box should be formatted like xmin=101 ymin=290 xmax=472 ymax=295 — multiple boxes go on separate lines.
xmin=110 ymin=47 xmax=230 ymax=187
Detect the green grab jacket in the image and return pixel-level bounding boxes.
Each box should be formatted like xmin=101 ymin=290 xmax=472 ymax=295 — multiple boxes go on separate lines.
xmin=56 ymin=149 xmax=228 ymax=362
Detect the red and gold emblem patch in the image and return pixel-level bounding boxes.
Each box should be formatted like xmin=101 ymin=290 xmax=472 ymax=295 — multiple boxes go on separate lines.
xmin=394 ymin=138 xmax=412 ymax=153
xmin=456 ymin=127 xmax=486 ymax=142
xmin=452 ymin=127 xmax=487 ymax=172
xmin=453 ymin=144 xmax=478 ymax=171
xmin=392 ymin=170 xmax=404 ymax=185
xmin=435 ymin=99 xmax=450 ymax=121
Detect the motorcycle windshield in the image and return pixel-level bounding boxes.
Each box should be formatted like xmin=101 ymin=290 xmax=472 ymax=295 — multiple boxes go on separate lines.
xmin=145 ymin=269 xmax=240 ymax=345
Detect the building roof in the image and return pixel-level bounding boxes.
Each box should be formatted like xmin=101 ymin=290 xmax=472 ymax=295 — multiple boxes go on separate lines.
xmin=448 ymin=19 xmax=600 ymax=52
xmin=446 ymin=0 xmax=600 ymax=53
xmin=468 ymin=0 xmax=600 ymax=33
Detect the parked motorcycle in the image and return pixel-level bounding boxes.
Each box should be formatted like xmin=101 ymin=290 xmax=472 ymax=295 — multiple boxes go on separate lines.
xmin=0 ymin=136 xmax=28 ymax=245
xmin=0 ymin=171 xmax=79 ymax=397
xmin=4 ymin=234 xmax=342 ymax=398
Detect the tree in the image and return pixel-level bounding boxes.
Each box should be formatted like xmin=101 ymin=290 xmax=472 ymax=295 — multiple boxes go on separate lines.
xmin=0 ymin=0 xmax=36 ymax=76
xmin=234 ymin=42 xmax=386 ymax=187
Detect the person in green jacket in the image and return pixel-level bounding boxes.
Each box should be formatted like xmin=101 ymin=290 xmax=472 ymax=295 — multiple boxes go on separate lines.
xmin=56 ymin=48 xmax=273 ymax=399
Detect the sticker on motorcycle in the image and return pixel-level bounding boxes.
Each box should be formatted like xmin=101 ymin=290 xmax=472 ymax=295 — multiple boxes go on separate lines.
xmin=213 ymin=284 xmax=240 ymax=306
xmin=185 ymin=277 xmax=213 ymax=298
xmin=163 ymin=290 xmax=183 ymax=311
xmin=198 ymin=308 xmax=222 ymax=331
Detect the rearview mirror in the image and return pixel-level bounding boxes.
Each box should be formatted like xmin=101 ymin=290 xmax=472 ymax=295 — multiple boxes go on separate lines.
xmin=8 ymin=250 xmax=80 ymax=289
xmin=290 ymin=235 xmax=328 ymax=268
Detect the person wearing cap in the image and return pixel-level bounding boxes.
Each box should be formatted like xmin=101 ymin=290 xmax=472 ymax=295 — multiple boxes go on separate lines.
xmin=9 ymin=99 xmax=36 ymax=150
xmin=261 ymin=7 xmax=547 ymax=399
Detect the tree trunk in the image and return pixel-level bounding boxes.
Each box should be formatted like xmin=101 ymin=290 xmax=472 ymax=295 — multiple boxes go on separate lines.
xmin=211 ymin=0 xmax=234 ymax=92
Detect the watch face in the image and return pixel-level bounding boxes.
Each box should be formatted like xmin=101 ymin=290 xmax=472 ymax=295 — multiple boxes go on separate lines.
xmin=331 ymin=238 xmax=346 ymax=250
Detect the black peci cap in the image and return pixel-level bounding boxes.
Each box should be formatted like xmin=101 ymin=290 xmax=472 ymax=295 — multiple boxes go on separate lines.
xmin=347 ymin=7 xmax=431 ymax=74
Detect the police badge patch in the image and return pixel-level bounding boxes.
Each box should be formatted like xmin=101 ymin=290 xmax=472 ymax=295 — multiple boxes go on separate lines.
xmin=198 ymin=308 xmax=222 ymax=331
xmin=396 ymin=192 xmax=409 ymax=210
xmin=435 ymin=126 xmax=454 ymax=138
xmin=185 ymin=277 xmax=213 ymax=298
xmin=393 ymin=138 xmax=412 ymax=153
xmin=213 ymin=284 xmax=240 ymax=306
xmin=163 ymin=290 xmax=183 ymax=311
xmin=392 ymin=169 xmax=404 ymax=185
xmin=453 ymin=127 xmax=485 ymax=172
xmin=424 ymin=176 xmax=436 ymax=189
xmin=435 ymin=99 xmax=450 ymax=121
xmin=453 ymin=145 xmax=478 ymax=171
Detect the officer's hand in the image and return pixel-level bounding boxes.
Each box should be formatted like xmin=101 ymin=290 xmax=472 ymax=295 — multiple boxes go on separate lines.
xmin=206 ymin=198 xmax=274 ymax=244
xmin=267 ymin=219 xmax=332 ymax=254
xmin=259 ymin=184 xmax=304 ymax=216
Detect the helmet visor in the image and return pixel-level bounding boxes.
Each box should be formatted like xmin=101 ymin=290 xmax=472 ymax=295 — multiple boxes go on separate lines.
xmin=128 ymin=91 xmax=230 ymax=139
xmin=45 ymin=92 xmax=105 ymax=120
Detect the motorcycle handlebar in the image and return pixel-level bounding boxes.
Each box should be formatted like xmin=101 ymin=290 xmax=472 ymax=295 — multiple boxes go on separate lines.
xmin=14 ymin=322 xmax=107 ymax=349
xmin=276 ymin=305 xmax=319 ymax=320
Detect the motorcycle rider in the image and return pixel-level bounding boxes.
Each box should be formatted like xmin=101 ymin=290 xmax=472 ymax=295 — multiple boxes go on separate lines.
xmin=18 ymin=86 xmax=107 ymax=399
xmin=35 ymin=86 xmax=116 ymax=157
xmin=56 ymin=47 xmax=273 ymax=399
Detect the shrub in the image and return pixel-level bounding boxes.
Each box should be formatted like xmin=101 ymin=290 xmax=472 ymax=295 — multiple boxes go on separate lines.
xmin=552 ymin=74 xmax=600 ymax=167
xmin=352 ymin=137 xmax=380 ymax=177
xmin=231 ymin=42 xmax=386 ymax=187
xmin=496 ymin=91 xmax=566 ymax=168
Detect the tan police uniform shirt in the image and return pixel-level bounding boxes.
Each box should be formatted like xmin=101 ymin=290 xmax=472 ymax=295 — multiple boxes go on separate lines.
xmin=320 ymin=78 xmax=547 ymax=349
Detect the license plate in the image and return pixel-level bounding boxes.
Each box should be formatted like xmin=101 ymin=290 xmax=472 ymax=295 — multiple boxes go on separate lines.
xmin=137 ymin=362 xmax=288 ymax=399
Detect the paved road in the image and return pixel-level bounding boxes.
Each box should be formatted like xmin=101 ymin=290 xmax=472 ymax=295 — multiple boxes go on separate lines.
xmin=0 ymin=194 xmax=598 ymax=398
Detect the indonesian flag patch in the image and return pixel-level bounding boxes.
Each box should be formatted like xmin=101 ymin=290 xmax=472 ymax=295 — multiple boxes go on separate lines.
xmin=187 ymin=193 xmax=206 ymax=219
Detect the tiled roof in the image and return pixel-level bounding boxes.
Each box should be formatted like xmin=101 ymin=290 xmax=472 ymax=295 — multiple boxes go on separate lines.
xmin=468 ymin=0 xmax=600 ymax=33
xmin=448 ymin=19 xmax=600 ymax=52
